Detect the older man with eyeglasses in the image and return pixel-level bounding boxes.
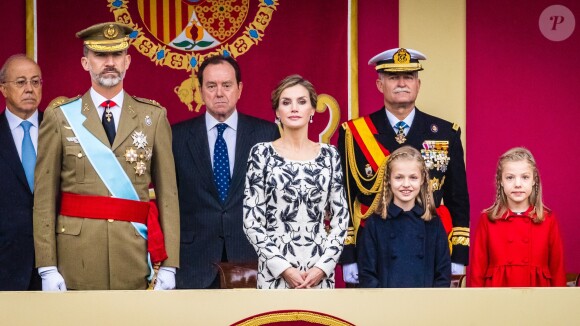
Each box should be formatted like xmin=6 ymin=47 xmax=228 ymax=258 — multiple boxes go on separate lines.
xmin=0 ymin=54 xmax=43 ymax=290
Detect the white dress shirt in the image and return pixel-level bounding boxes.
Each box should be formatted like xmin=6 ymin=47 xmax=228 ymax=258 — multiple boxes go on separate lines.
xmin=206 ymin=110 xmax=238 ymax=176
xmin=5 ymin=108 xmax=39 ymax=160
xmin=90 ymin=87 xmax=124 ymax=131
xmin=385 ymin=107 xmax=416 ymax=136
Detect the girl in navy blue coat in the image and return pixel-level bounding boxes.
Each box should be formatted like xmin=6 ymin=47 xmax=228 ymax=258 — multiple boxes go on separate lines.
xmin=358 ymin=146 xmax=451 ymax=287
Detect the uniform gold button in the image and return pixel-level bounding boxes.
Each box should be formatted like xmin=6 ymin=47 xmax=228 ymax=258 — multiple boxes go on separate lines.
xmin=61 ymin=227 xmax=65 ymax=232
xmin=77 ymin=153 xmax=83 ymax=158
xmin=108 ymin=219 xmax=114 ymax=223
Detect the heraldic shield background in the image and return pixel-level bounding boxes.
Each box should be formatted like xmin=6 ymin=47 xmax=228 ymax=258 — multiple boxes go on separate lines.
xmin=1 ymin=0 xmax=580 ymax=280
xmin=26 ymin=0 xmax=400 ymax=145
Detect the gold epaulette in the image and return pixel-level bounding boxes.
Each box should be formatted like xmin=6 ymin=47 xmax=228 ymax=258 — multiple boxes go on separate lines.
xmin=132 ymin=96 xmax=164 ymax=109
xmin=452 ymin=122 xmax=460 ymax=131
xmin=47 ymin=95 xmax=81 ymax=110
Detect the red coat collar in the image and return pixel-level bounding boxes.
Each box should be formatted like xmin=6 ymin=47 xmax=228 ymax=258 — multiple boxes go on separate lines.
xmin=502 ymin=205 xmax=534 ymax=220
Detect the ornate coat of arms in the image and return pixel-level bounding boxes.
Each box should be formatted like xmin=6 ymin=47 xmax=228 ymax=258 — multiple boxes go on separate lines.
xmin=108 ymin=0 xmax=278 ymax=111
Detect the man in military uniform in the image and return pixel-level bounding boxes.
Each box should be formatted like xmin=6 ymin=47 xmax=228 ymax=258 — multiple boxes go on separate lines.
xmin=339 ymin=48 xmax=469 ymax=284
xmin=33 ymin=22 xmax=179 ymax=290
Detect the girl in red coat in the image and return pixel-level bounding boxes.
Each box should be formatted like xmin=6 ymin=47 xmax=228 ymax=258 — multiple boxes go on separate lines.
xmin=471 ymin=147 xmax=566 ymax=287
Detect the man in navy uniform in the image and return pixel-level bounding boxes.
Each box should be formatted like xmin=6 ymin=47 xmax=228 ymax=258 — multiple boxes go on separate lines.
xmin=339 ymin=48 xmax=469 ymax=284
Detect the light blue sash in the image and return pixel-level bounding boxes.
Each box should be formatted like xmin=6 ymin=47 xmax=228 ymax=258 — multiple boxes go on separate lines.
xmin=60 ymin=99 xmax=153 ymax=280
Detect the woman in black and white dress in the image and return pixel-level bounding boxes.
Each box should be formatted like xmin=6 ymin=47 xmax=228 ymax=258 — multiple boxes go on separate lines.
xmin=243 ymin=75 xmax=349 ymax=289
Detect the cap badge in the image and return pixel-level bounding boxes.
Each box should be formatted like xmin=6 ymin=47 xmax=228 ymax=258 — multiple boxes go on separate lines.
xmin=103 ymin=24 xmax=119 ymax=39
xmin=393 ymin=48 xmax=411 ymax=64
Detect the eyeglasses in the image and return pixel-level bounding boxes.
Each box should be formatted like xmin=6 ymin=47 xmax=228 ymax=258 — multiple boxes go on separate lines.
xmin=2 ymin=78 xmax=43 ymax=88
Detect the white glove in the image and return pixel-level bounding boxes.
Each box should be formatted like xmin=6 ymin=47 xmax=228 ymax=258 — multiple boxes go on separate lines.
xmin=38 ymin=266 xmax=67 ymax=291
xmin=154 ymin=267 xmax=176 ymax=290
xmin=451 ymin=263 xmax=465 ymax=275
xmin=342 ymin=263 xmax=359 ymax=284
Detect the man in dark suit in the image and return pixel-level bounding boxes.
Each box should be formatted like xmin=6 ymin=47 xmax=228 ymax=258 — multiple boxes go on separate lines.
xmin=173 ymin=55 xmax=279 ymax=288
xmin=339 ymin=48 xmax=470 ymax=284
xmin=0 ymin=54 xmax=43 ymax=290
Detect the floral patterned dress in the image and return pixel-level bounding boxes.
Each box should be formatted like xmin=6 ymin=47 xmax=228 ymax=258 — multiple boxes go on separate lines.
xmin=243 ymin=142 xmax=349 ymax=289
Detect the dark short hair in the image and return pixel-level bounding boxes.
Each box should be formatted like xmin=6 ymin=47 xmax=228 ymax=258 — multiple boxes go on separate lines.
xmin=271 ymin=74 xmax=317 ymax=111
xmin=197 ymin=55 xmax=242 ymax=86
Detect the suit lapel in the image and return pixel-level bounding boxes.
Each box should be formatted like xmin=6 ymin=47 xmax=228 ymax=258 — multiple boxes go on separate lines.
xmin=229 ymin=113 xmax=254 ymax=199
xmin=80 ymin=92 xmax=111 ymax=148
xmin=112 ymin=93 xmax=138 ymax=151
xmin=406 ymin=108 xmax=428 ymax=148
xmin=370 ymin=108 xmax=399 ymax=152
xmin=186 ymin=117 xmax=219 ymax=198
xmin=0 ymin=112 xmax=29 ymax=190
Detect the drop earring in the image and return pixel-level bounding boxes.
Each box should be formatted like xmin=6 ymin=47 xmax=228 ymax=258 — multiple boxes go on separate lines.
xmin=309 ymin=115 xmax=313 ymax=123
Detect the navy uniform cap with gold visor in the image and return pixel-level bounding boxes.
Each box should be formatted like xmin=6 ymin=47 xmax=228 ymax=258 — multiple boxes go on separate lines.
xmin=76 ymin=22 xmax=133 ymax=52
xmin=368 ymin=47 xmax=426 ymax=73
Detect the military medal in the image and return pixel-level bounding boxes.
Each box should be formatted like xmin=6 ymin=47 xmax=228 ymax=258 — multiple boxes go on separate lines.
xmin=125 ymin=147 xmax=138 ymax=163
xmin=131 ymin=131 xmax=148 ymax=149
xmin=104 ymin=107 xmax=113 ymax=122
xmin=145 ymin=115 xmax=152 ymax=126
xmin=395 ymin=122 xmax=407 ymax=144
xmin=424 ymin=159 xmax=434 ymax=170
xmin=395 ymin=132 xmax=406 ymax=144
xmin=421 ymin=141 xmax=432 ymax=168
xmin=422 ymin=140 xmax=450 ymax=172
xmin=144 ymin=148 xmax=153 ymax=161
xmin=365 ymin=164 xmax=373 ymax=177
xmin=134 ymin=161 xmax=147 ymax=176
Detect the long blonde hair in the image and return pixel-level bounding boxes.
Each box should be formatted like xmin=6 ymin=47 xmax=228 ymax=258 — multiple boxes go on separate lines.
xmin=485 ymin=147 xmax=548 ymax=223
xmin=376 ymin=146 xmax=437 ymax=220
